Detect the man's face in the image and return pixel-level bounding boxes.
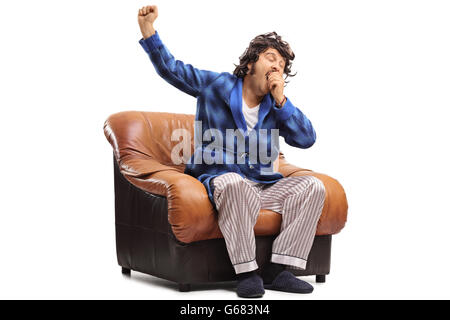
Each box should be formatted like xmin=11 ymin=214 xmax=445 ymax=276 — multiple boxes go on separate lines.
xmin=246 ymin=47 xmax=286 ymax=95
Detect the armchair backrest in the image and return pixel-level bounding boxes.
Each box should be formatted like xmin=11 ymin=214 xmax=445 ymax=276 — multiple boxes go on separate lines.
xmin=104 ymin=111 xmax=194 ymax=173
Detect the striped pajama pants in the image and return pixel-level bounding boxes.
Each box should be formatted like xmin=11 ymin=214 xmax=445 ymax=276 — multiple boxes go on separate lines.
xmin=212 ymin=172 xmax=326 ymax=274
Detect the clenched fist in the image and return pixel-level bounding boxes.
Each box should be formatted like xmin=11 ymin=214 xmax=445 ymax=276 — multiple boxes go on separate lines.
xmin=138 ymin=5 xmax=158 ymax=39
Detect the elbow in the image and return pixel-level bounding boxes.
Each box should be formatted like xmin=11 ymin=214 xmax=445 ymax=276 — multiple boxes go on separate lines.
xmin=302 ymin=135 xmax=316 ymax=148
xmin=308 ymin=128 xmax=317 ymax=147
xmin=284 ymin=127 xmax=317 ymax=149
xmin=306 ymin=137 xmax=316 ymax=148
xmin=300 ymin=127 xmax=316 ymax=148
xmin=297 ymin=128 xmax=316 ymax=149
xmin=289 ymin=113 xmax=317 ymax=149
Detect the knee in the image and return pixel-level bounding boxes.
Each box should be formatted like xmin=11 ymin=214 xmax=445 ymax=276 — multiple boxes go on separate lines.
xmin=214 ymin=172 xmax=245 ymax=191
xmin=307 ymin=176 xmax=326 ymax=199
xmin=290 ymin=175 xmax=325 ymax=199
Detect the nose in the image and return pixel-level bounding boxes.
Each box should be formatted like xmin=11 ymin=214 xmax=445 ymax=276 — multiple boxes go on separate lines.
xmin=270 ymin=66 xmax=282 ymax=75
xmin=266 ymin=67 xmax=281 ymax=79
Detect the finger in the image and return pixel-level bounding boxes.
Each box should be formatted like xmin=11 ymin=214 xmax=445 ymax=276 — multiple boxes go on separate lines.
xmin=268 ymin=78 xmax=283 ymax=89
xmin=269 ymin=76 xmax=284 ymax=83
xmin=270 ymin=81 xmax=283 ymax=90
xmin=268 ymin=77 xmax=283 ymax=87
xmin=268 ymin=73 xmax=283 ymax=80
xmin=269 ymin=76 xmax=284 ymax=86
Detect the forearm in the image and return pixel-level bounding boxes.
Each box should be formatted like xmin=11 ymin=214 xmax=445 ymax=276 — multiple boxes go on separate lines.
xmin=139 ymin=31 xmax=221 ymax=98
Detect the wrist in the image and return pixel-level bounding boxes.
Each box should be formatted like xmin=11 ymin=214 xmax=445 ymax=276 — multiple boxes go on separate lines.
xmin=142 ymin=25 xmax=156 ymax=39
xmin=275 ymin=95 xmax=286 ymax=108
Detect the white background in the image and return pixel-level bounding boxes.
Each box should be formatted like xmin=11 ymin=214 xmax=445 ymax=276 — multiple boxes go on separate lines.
xmin=1 ymin=0 xmax=449 ymax=300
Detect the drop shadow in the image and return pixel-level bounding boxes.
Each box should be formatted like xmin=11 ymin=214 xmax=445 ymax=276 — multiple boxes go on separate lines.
xmin=122 ymin=271 xmax=238 ymax=293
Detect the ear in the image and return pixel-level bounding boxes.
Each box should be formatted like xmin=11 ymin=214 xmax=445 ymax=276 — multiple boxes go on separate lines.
xmin=246 ymin=62 xmax=253 ymax=74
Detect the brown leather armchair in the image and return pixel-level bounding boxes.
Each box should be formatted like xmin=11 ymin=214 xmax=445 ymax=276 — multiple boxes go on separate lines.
xmin=103 ymin=110 xmax=348 ymax=292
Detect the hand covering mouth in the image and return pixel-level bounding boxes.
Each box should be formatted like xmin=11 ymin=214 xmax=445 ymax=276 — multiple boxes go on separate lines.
xmin=265 ymin=70 xmax=276 ymax=80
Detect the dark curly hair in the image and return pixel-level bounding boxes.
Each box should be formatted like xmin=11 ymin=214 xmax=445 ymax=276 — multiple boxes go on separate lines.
xmin=233 ymin=31 xmax=296 ymax=84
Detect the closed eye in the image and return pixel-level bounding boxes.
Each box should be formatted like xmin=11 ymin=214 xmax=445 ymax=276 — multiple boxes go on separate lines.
xmin=266 ymin=53 xmax=285 ymax=69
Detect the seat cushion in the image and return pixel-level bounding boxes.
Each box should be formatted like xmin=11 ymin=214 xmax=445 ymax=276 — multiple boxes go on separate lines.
xmin=123 ymin=169 xmax=347 ymax=243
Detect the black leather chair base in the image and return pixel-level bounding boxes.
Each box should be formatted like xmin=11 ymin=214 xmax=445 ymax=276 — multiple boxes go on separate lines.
xmin=113 ymin=155 xmax=332 ymax=290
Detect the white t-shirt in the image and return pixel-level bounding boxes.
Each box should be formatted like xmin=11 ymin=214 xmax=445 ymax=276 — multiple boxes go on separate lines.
xmin=242 ymin=97 xmax=260 ymax=132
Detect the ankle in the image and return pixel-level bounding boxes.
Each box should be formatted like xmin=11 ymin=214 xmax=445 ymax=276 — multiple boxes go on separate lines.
xmin=237 ymin=270 xmax=257 ymax=282
xmin=262 ymin=263 xmax=285 ymax=283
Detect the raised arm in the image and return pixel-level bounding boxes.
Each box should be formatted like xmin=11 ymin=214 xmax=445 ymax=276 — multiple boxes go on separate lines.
xmin=137 ymin=5 xmax=221 ymax=97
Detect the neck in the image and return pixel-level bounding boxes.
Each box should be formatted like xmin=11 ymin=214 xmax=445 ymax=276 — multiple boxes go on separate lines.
xmin=242 ymin=75 xmax=265 ymax=108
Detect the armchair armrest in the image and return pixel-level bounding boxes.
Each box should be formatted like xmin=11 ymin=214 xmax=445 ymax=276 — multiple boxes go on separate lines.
xmin=277 ymin=152 xmax=348 ymax=235
xmin=120 ymin=158 xmax=221 ymax=244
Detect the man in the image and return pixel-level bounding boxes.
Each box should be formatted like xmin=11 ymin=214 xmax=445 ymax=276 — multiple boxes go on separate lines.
xmin=138 ymin=5 xmax=326 ymax=298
